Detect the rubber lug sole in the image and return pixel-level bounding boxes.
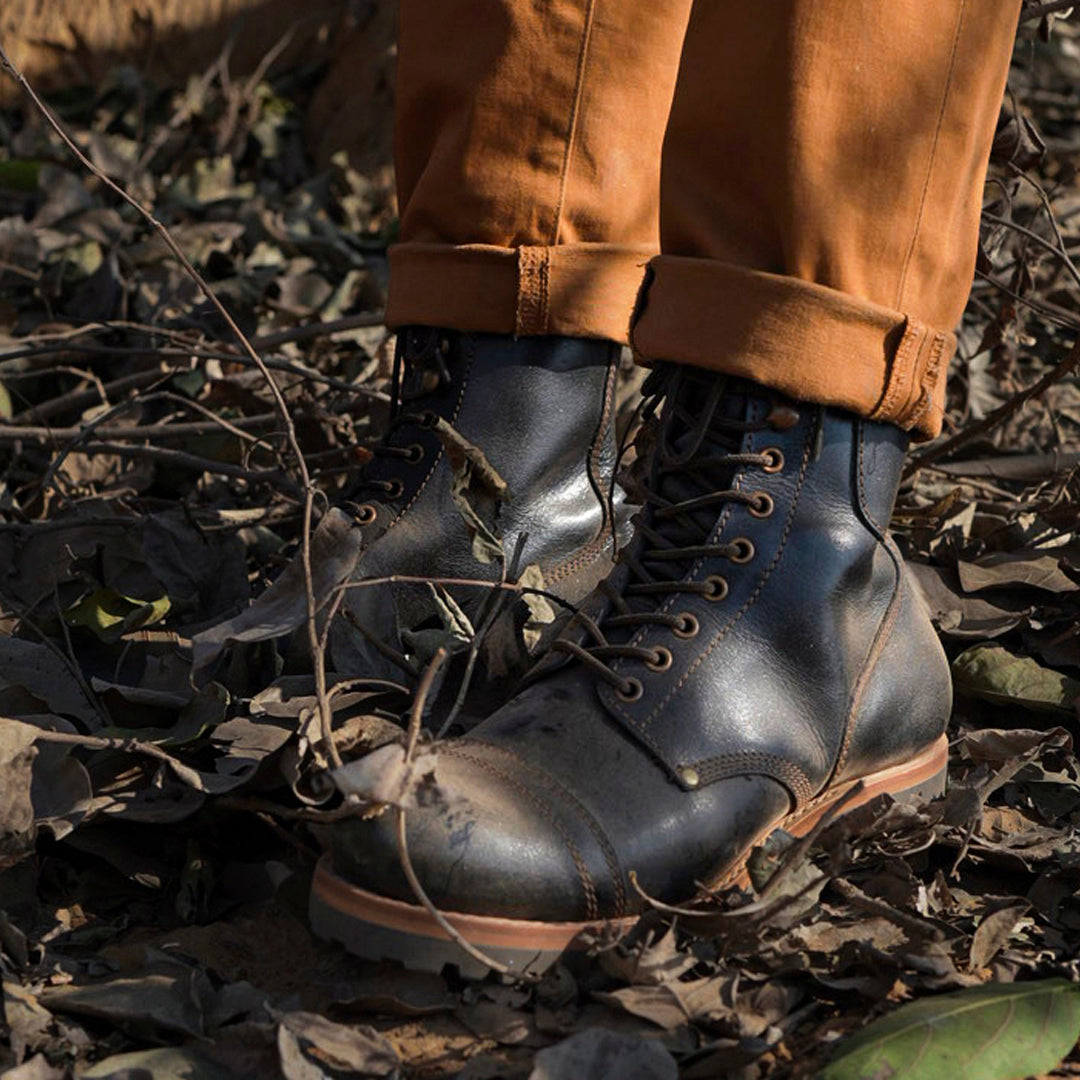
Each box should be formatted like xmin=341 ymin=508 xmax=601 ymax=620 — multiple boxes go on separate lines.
xmin=309 ymin=733 xmax=948 ymax=977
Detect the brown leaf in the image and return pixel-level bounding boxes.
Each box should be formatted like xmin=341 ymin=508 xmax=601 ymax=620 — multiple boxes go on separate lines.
xmin=969 ymin=903 xmax=1031 ymax=970
xmin=272 ymin=1009 xmax=400 ymax=1079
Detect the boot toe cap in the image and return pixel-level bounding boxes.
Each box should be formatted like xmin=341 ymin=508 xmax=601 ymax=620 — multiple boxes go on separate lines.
xmin=329 ymin=744 xmax=613 ymax=922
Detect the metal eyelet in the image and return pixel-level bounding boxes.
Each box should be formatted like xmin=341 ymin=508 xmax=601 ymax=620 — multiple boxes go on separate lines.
xmin=419 ymin=410 xmax=440 ymax=429
xmin=645 ymin=647 xmax=673 ymax=672
xmin=673 ymin=613 xmax=700 ymax=639
xmin=729 ymin=537 xmax=756 ymax=563
xmin=384 ymin=479 xmax=405 ymax=500
xmin=616 ymin=677 xmax=644 ymax=702
xmin=404 ymin=443 xmax=425 ymax=464
xmin=761 ymin=447 xmax=785 ymax=473
xmin=353 ymin=504 xmax=377 ymax=525
xmin=703 ymin=575 xmax=729 ymax=602
xmin=748 ymin=492 xmax=774 ymax=519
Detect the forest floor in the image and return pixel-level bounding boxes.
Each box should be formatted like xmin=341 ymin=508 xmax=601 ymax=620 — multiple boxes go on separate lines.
xmin=2 ymin=11 xmax=1080 ymax=1080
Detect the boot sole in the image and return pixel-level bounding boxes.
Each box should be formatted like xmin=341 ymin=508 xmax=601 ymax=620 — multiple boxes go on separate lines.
xmin=309 ymin=733 xmax=948 ymax=977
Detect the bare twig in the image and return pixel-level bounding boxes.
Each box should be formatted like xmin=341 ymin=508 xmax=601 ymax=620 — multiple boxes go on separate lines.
xmin=1020 ymin=0 xmax=1077 ymax=20
xmin=0 ymin=413 xmax=279 ymax=444
xmin=905 ymin=336 xmax=1080 ymax=477
xmin=0 ymin=43 xmax=337 ymax=766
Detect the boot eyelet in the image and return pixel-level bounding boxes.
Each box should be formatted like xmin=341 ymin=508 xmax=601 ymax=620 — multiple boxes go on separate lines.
xmin=761 ymin=447 xmax=785 ymax=473
xmin=645 ymin=647 xmax=673 ymax=672
xmin=703 ymin=575 xmax=728 ymax=602
xmin=419 ymin=411 xmax=439 ymax=429
xmin=748 ymin=492 xmax=774 ymax=519
xmin=673 ymin=613 xmax=700 ymax=639
xmin=616 ymin=677 xmax=644 ymax=702
xmin=404 ymin=443 xmax=425 ymax=464
xmin=353 ymin=503 xmax=377 ymax=525
xmin=384 ymin=479 xmax=405 ymax=500
xmin=729 ymin=537 xmax=756 ymax=563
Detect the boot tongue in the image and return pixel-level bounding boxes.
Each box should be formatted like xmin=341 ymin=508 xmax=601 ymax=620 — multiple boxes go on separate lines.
xmin=653 ymin=369 xmax=757 ymax=533
xmin=599 ymin=369 xmax=766 ymax=644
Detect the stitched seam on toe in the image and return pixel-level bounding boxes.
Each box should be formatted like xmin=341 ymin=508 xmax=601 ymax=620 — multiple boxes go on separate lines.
xmin=440 ymin=745 xmax=601 ymax=920
xmin=447 ymin=740 xmax=626 ymax=915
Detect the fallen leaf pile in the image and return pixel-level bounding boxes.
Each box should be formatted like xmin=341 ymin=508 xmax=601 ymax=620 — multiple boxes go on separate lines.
xmin=1 ymin=9 xmax=1080 ymax=1080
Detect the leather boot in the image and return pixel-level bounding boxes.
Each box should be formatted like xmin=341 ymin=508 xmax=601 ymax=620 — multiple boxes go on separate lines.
xmin=312 ymin=365 xmax=952 ymax=975
xmin=331 ymin=327 xmax=629 ymax=687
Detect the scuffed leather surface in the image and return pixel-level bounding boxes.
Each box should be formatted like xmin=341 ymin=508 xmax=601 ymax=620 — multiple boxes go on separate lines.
xmin=332 ymin=395 xmax=952 ymax=922
xmin=331 ymin=332 xmax=626 ymax=675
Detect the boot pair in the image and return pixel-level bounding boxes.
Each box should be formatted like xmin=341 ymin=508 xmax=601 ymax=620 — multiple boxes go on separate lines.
xmin=311 ymin=330 xmax=950 ymax=976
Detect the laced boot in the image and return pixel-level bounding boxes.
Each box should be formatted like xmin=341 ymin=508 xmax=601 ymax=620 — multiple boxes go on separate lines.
xmin=312 ymin=365 xmax=951 ymax=976
xmin=331 ymin=327 xmax=629 ymax=686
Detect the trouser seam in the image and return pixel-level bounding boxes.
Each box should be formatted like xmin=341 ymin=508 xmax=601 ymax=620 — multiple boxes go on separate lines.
xmin=552 ymin=0 xmax=598 ymax=246
xmin=895 ymin=0 xmax=968 ymax=310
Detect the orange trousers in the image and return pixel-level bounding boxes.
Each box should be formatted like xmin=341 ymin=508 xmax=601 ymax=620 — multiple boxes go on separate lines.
xmin=387 ymin=0 xmax=1021 ymax=439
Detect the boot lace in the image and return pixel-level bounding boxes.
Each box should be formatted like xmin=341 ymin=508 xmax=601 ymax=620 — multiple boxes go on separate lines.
xmin=552 ymin=366 xmax=794 ymax=700
xmin=344 ymin=327 xmax=453 ymax=520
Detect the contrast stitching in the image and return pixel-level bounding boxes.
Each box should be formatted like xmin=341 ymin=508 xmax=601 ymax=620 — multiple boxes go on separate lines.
xmin=905 ymin=331 xmax=950 ymax=431
xmin=894 ymin=0 xmax=968 ymax=310
xmin=607 ymin=421 xmax=815 ymax=734
xmin=447 ymin=740 xmax=627 ymax=915
xmin=440 ymin=745 xmax=601 ymax=920
xmin=833 ymin=570 xmax=903 ymax=782
xmin=551 ymin=0 xmax=598 ymax=245
xmin=544 ymin=348 xmax=620 ymax=586
xmin=691 ymin=751 xmax=814 ymax=806
xmin=870 ymin=320 xmax=920 ymax=424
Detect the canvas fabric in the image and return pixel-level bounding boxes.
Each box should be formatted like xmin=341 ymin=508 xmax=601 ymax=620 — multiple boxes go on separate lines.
xmin=387 ymin=0 xmax=1021 ymax=438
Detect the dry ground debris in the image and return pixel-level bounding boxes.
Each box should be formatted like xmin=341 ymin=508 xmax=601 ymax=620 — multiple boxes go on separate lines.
xmin=1 ymin=8 xmax=1080 ymax=1080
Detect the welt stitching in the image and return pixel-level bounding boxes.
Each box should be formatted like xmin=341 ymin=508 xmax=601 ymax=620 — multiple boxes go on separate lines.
xmin=441 ymin=744 xmax=603 ymax=918
xmin=551 ymin=0 xmax=598 ymax=245
xmin=894 ymin=0 xmax=968 ymax=310
xmin=447 ymin=740 xmax=626 ymax=914
xmin=608 ymin=423 xmax=815 ymax=731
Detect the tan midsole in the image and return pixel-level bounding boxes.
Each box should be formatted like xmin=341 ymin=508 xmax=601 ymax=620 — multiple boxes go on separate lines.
xmin=312 ymin=734 xmax=949 ymax=952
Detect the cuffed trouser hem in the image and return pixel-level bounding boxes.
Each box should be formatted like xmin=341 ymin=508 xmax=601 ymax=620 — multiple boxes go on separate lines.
xmin=630 ymin=256 xmax=956 ymax=441
xmin=386 ymin=242 xmax=655 ymax=345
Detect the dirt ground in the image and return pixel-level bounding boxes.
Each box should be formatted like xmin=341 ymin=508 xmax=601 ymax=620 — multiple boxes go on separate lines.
xmin=1 ymin=7 xmax=1080 ymax=1080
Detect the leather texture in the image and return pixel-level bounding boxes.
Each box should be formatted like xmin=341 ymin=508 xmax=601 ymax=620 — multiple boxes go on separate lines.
xmin=330 ymin=329 xmax=628 ymax=677
xmin=330 ymin=368 xmax=952 ymax=922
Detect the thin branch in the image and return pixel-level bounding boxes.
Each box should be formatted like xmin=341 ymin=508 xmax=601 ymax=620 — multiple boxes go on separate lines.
xmin=0 ymin=43 xmax=336 ymax=767
xmin=0 ymin=413 xmax=279 ymax=444
xmin=905 ymin=336 xmax=1080 ymax=477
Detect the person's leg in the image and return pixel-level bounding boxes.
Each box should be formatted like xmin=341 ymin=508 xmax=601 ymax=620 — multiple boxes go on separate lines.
xmin=390 ymin=0 xmax=693 ymax=342
xmin=314 ymin=0 xmax=1022 ymax=975
xmin=331 ymin=0 xmax=695 ymax=686
xmin=634 ymin=0 xmax=1020 ymax=439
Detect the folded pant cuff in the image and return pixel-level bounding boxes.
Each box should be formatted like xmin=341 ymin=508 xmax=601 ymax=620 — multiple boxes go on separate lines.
xmin=387 ymin=242 xmax=656 ymax=345
xmin=630 ymin=255 xmax=956 ymax=440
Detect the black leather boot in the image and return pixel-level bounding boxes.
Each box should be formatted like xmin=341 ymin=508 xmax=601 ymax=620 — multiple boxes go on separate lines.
xmin=330 ymin=327 xmax=629 ymax=685
xmin=312 ymin=365 xmax=952 ymax=975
